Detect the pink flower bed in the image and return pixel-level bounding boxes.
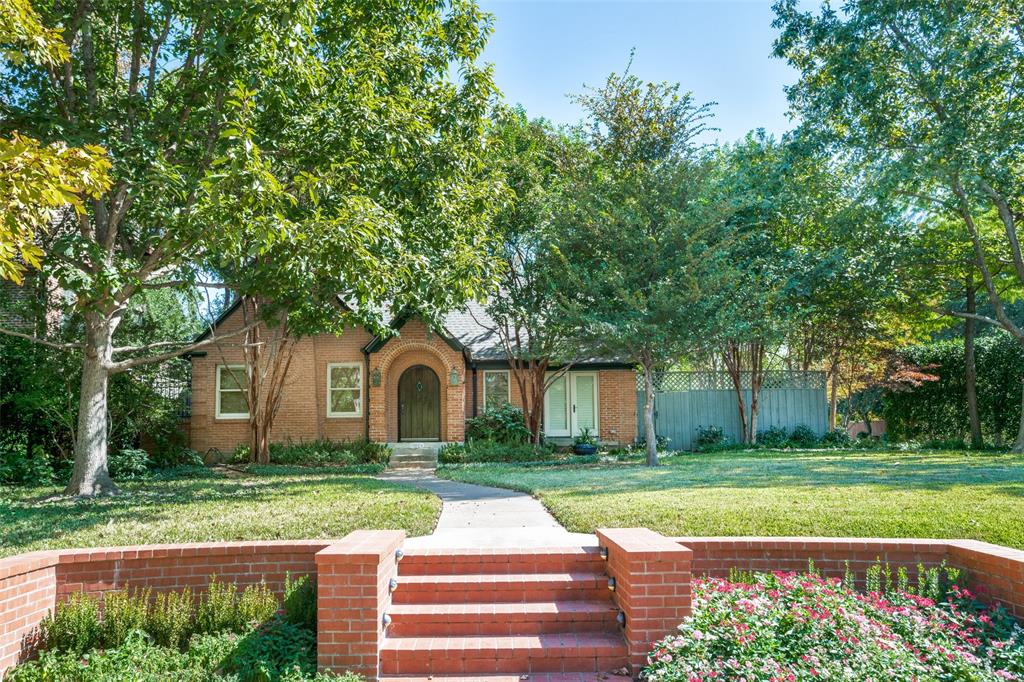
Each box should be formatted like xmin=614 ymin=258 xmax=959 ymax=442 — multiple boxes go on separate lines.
xmin=645 ymin=569 xmax=1024 ymax=681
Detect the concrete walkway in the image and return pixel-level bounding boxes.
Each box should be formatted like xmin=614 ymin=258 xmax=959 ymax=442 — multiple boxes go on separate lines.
xmin=380 ymin=470 xmax=597 ymax=549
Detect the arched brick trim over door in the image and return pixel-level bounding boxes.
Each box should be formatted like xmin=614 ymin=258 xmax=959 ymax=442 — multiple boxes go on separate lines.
xmin=398 ymin=365 xmax=441 ymax=440
xmin=367 ymin=320 xmax=466 ymax=442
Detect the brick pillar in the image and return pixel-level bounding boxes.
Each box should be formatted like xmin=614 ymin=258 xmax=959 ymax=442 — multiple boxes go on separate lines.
xmin=316 ymin=530 xmax=405 ymax=680
xmin=596 ymin=528 xmax=693 ymax=677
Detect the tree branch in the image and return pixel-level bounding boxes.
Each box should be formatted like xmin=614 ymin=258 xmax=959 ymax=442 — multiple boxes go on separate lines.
xmin=0 ymin=327 xmax=84 ymax=350
xmin=107 ymin=322 xmax=260 ymax=374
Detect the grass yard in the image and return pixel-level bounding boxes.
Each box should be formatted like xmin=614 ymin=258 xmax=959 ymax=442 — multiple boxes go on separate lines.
xmin=439 ymin=450 xmax=1024 ymax=548
xmin=0 ymin=466 xmax=441 ymax=558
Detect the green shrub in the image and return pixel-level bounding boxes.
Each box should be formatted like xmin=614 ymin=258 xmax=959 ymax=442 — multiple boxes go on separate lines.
xmin=7 ymin=628 xmax=363 ymax=682
xmin=40 ymin=592 xmax=101 ymax=656
xmin=819 ymin=428 xmax=853 ymax=448
xmin=100 ymin=588 xmax=150 ymax=649
xmin=283 ymin=573 xmax=317 ymax=632
xmin=465 ymin=404 xmax=531 ymax=444
xmin=197 ymin=576 xmax=238 ymax=634
xmin=266 ymin=439 xmax=391 ymax=467
xmin=0 ymin=433 xmax=55 ymax=485
xmin=441 ymin=438 xmax=555 ymax=464
xmin=109 ymin=448 xmax=151 ymax=480
xmin=788 ymin=424 xmax=818 ymax=448
xmin=237 ymin=582 xmax=279 ymax=629
xmin=694 ymin=424 xmax=727 ymax=448
xmin=438 ymin=442 xmax=467 ymax=464
xmin=757 ymin=425 xmax=789 ymax=448
xmin=221 ymin=616 xmax=317 ymax=681
xmin=148 ymin=588 xmax=194 ymax=649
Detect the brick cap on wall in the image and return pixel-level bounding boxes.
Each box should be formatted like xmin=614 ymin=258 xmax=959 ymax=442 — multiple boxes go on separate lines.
xmin=598 ymin=528 xmax=694 ymax=559
xmin=315 ymin=530 xmax=406 ymax=564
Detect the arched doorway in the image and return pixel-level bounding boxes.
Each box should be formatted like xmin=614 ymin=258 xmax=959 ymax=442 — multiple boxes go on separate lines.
xmin=398 ymin=365 xmax=441 ymax=441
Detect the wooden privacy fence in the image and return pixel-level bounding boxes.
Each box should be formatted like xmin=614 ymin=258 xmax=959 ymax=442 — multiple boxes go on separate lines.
xmin=636 ymin=370 xmax=828 ymax=450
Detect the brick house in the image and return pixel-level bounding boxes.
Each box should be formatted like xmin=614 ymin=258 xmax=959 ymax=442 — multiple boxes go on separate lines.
xmin=186 ymin=300 xmax=637 ymax=454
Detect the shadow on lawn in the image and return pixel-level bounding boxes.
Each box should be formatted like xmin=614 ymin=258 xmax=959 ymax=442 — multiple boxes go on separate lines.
xmin=0 ymin=468 xmax=416 ymax=557
xmin=521 ymin=452 xmax=1024 ymax=497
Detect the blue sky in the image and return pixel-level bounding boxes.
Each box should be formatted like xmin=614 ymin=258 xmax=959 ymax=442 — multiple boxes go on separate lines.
xmin=478 ymin=0 xmax=805 ymax=144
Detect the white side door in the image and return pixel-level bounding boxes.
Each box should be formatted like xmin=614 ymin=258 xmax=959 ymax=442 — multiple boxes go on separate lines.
xmin=544 ymin=374 xmax=571 ymax=437
xmin=570 ymin=372 xmax=598 ymax=436
xmin=544 ymin=372 xmax=599 ymax=438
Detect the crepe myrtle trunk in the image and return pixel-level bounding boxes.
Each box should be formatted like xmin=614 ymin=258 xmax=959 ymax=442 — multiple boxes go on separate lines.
xmin=640 ymin=357 xmax=658 ymax=467
xmin=66 ymin=312 xmax=119 ymax=496
xmin=965 ymin=278 xmax=983 ymax=449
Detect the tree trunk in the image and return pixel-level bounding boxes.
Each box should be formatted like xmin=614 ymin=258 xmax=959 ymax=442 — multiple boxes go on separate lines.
xmin=1013 ymin=380 xmax=1024 ymax=454
xmin=827 ymin=354 xmax=841 ymax=430
xmin=965 ymin=277 xmax=983 ymax=448
xmin=642 ymin=363 xmax=658 ymax=467
xmin=748 ymin=341 xmax=764 ymax=444
xmin=66 ymin=314 xmax=117 ymax=496
xmin=722 ymin=341 xmax=749 ymax=443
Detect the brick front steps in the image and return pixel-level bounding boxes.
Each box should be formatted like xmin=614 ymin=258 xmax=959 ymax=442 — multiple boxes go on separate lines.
xmin=380 ymin=548 xmax=629 ymax=677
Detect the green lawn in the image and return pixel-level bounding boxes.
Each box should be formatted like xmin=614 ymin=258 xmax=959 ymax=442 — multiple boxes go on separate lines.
xmin=0 ymin=466 xmax=441 ymax=558
xmin=439 ymin=450 xmax=1024 ymax=548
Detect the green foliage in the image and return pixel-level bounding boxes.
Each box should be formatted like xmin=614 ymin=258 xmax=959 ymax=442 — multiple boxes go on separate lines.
xmin=108 ymin=448 xmax=151 ymax=481
xmin=757 ymin=425 xmax=790 ymax=449
xmin=149 ymin=588 xmax=194 ymax=649
xmin=0 ymin=433 xmax=55 ymax=485
xmin=235 ymin=440 xmax=391 ymax=468
xmin=237 ymin=583 xmax=279 ymax=631
xmin=40 ymin=592 xmax=100 ymax=656
xmin=220 ymin=616 xmax=318 ymax=681
xmin=439 ymin=439 xmax=556 ymax=464
xmin=694 ymin=425 xmax=727 ymax=448
xmin=465 ymin=405 xmax=532 ymax=444
xmin=788 ymin=425 xmax=818 ymax=448
xmin=883 ymin=334 xmax=1024 ymax=446
xmin=8 ymin=627 xmax=362 ymax=682
xmin=99 ymin=588 xmax=150 ymax=649
xmin=572 ymin=427 xmax=598 ymax=447
xmin=282 ymin=574 xmax=317 ymax=633
xmin=552 ymin=69 xmax=734 ymax=464
xmin=819 ymin=429 xmax=854 ymax=448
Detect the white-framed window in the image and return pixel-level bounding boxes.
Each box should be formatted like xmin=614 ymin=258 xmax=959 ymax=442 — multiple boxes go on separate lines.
xmin=483 ymin=370 xmax=511 ymax=412
xmin=327 ymin=363 xmax=363 ymax=417
xmin=215 ymin=365 xmax=249 ymax=419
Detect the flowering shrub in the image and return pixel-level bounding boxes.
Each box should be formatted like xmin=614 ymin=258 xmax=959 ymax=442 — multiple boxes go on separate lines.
xmin=645 ymin=568 xmax=1024 ymax=681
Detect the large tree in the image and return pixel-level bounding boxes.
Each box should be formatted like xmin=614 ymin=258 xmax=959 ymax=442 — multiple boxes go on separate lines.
xmin=774 ymin=0 xmax=1024 ymax=449
xmin=1 ymin=0 xmax=501 ymax=494
xmin=474 ymin=107 xmax=583 ymax=443
xmin=553 ymin=70 xmax=734 ymax=465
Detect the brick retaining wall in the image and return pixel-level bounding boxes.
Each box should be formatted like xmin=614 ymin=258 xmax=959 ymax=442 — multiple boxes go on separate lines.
xmin=2 ymin=533 xmax=1024 ymax=679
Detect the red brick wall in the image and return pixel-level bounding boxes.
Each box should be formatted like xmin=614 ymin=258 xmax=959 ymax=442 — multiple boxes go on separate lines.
xmin=598 ymin=369 xmax=637 ymax=445
xmin=598 ymin=528 xmax=693 ymax=676
xmin=189 ymin=303 xmax=372 ymax=454
xmin=0 ymin=541 xmax=329 ymax=677
xmin=0 ymin=554 xmax=56 ymax=675
xmin=676 ymin=536 xmax=949 ymax=585
xmin=947 ymin=540 xmax=1024 ymax=620
xmin=316 ymin=530 xmax=404 ymax=678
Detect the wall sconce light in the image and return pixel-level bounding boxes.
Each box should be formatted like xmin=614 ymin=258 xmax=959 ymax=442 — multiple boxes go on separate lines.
xmin=616 ymin=611 xmax=626 ymax=627
xmin=371 ymin=368 xmax=381 ymax=387
xmin=395 ymin=548 xmax=404 ymax=562
xmin=599 ymin=547 xmax=609 ymax=560
xmin=382 ymin=613 xmax=392 ymax=628
xmin=608 ymin=577 xmax=616 ymax=592
xmin=449 ymin=368 xmax=459 ymax=386
xmin=388 ymin=578 xmax=399 ymax=592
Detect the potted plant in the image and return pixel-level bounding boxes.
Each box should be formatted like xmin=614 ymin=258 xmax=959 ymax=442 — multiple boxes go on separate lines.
xmin=573 ymin=427 xmax=599 ymax=455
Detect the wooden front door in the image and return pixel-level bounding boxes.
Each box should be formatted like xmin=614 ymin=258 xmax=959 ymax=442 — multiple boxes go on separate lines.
xmin=398 ymin=365 xmax=441 ymax=441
